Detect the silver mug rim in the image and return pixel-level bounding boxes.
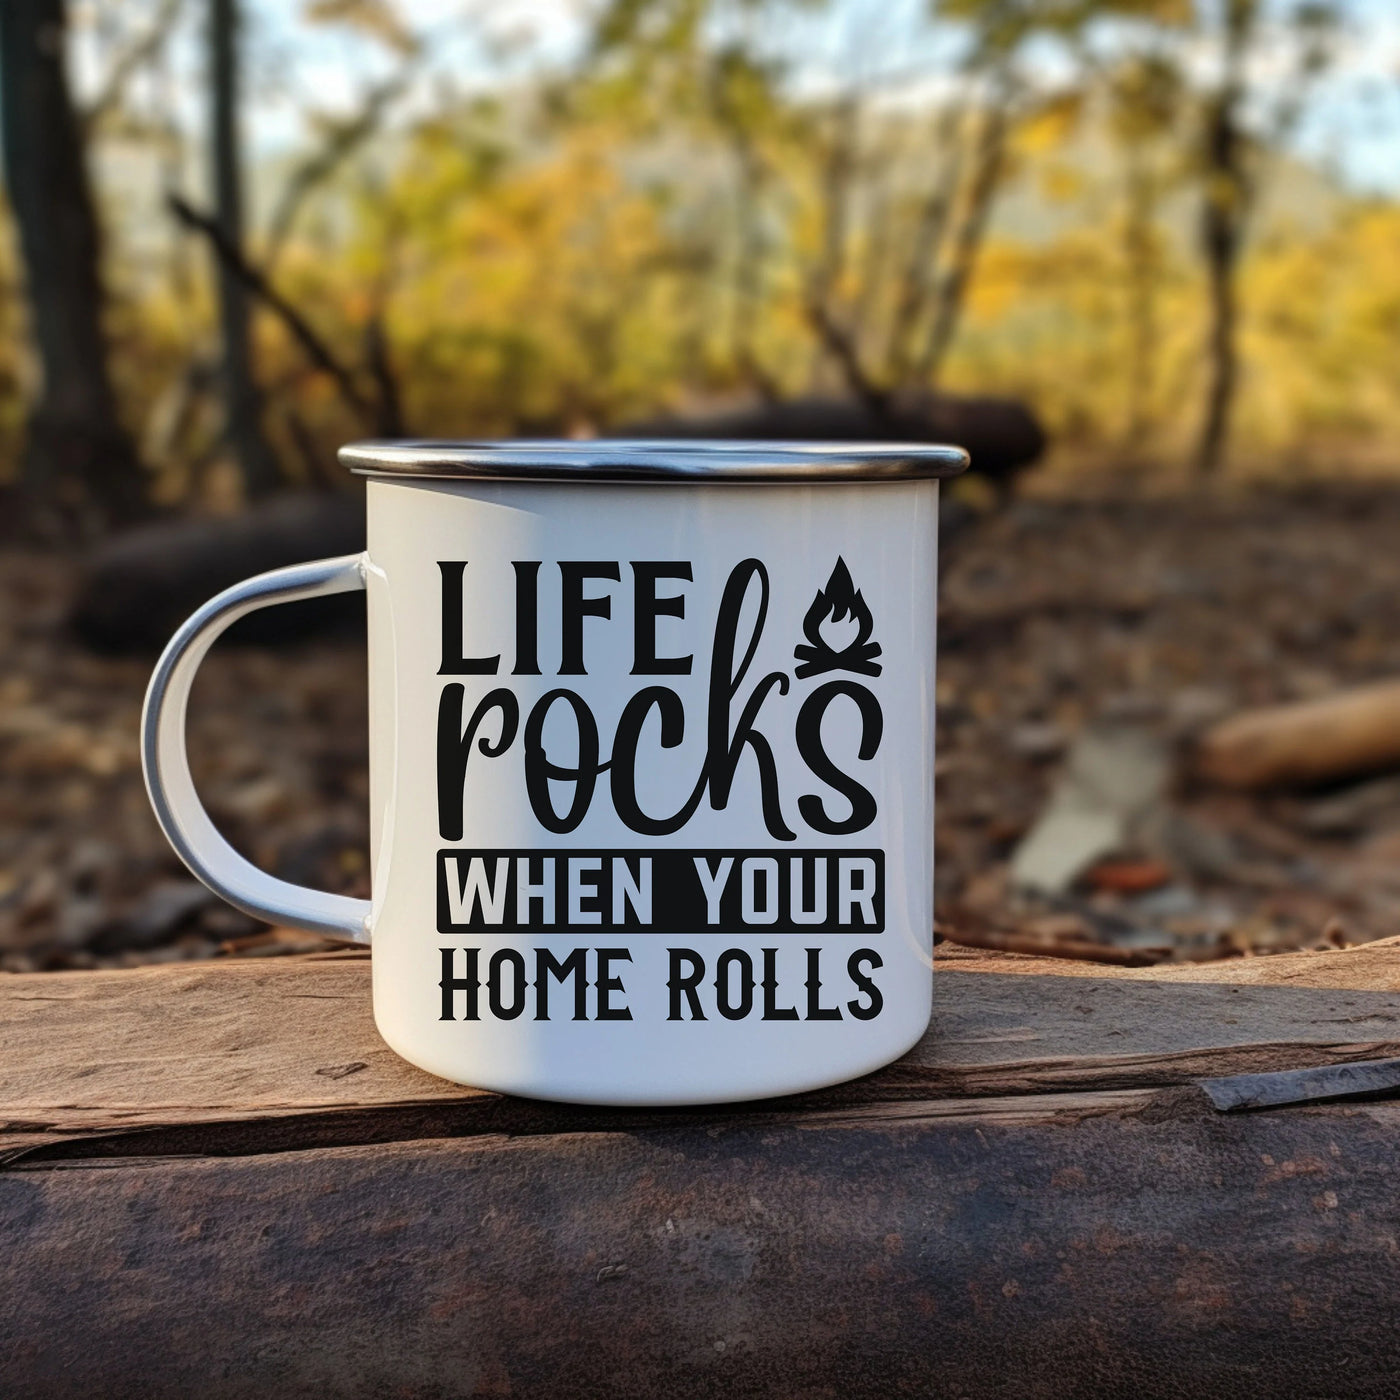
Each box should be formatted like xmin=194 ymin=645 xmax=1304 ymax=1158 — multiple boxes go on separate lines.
xmin=339 ymin=438 xmax=970 ymax=483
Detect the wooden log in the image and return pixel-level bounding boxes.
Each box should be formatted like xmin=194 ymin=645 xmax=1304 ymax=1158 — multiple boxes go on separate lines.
xmin=69 ymin=491 xmax=365 ymax=654
xmin=6 ymin=1092 xmax=1400 ymax=1397
xmin=618 ymin=391 xmax=1046 ymax=494
xmin=5 ymin=951 xmax=1400 ymax=1152
xmin=4 ymin=947 xmax=1400 ymax=1397
xmin=1194 ymin=678 xmax=1400 ymax=790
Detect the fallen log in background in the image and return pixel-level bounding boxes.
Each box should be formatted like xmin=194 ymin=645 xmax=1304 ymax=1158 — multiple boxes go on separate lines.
xmin=69 ymin=490 xmax=365 ymax=654
xmin=619 ymin=391 xmax=1046 ymax=495
xmin=1195 ymin=678 xmax=1400 ymax=790
xmin=5 ymin=944 xmax=1400 ymax=1398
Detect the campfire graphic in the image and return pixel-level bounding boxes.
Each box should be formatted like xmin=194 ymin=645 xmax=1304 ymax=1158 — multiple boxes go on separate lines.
xmin=793 ymin=558 xmax=883 ymax=679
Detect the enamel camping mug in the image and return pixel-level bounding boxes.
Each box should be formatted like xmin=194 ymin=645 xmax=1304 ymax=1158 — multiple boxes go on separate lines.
xmin=142 ymin=439 xmax=969 ymax=1105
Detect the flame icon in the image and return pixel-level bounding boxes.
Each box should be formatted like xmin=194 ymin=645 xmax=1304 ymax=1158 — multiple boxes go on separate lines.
xmin=793 ymin=557 xmax=883 ymax=679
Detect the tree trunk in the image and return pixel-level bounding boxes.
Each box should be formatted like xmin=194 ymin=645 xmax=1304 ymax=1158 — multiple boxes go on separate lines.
xmin=0 ymin=0 xmax=146 ymax=533
xmin=728 ymin=139 xmax=779 ymax=403
xmin=209 ymin=0 xmax=281 ymax=497
xmin=914 ymin=96 xmax=1009 ymax=389
xmin=804 ymin=95 xmax=888 ymax=411
xmin=1123 ymin=152 xmax=1158 ymax=451
xmin=1197 ymin=191 xmax=1238 ymax=475
xmin=885 ymin=101 xmax=963 ymax=386
xmin=1195 ymin=0 xmax=1254 ymax=477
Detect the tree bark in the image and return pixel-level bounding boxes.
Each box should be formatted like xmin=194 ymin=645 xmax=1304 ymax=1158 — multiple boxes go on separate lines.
xmin=0 ymin=0 xmax=146 ymax=532
xmin=209 ymin=0 xmax=282 ymax=497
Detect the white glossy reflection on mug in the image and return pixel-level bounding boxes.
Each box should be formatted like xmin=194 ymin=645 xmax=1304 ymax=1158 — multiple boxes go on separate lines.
xmin=142 ymin=440 xmax=968 ymax=1105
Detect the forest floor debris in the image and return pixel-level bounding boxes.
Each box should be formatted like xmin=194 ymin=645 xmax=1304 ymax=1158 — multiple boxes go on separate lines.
xmin=934 ymin=479 xmax=1400 ymax=962
xmin=1008 ymin=722 xmax=1170 ymax=895
xmin=6 ymin=478 xmax=1400 ymax=969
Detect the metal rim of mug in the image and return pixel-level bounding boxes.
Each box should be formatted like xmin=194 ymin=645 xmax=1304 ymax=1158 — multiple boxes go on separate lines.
xmin=339 ymin=438 xmax=970 ymax=483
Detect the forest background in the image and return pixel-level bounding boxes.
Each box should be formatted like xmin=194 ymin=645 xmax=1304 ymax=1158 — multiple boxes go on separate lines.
xmin=3 ymin=0 xmax=1399 ymax=528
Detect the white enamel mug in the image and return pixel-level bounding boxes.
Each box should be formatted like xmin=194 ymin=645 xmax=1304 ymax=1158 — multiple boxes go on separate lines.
xmin=142 ymin=439 xmax=968 ymax=1105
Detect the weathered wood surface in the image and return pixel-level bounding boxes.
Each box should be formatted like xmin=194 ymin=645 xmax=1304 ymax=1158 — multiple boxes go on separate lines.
xmin=6 ymin=944 xmax=1400 ymax=1153
xmin=4 ymin=942 xmax=1400 ymax=1397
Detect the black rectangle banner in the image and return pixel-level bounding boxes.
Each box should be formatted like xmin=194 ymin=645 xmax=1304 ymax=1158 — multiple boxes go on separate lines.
xmin=436 ymin=848 xmax=884 ymax=935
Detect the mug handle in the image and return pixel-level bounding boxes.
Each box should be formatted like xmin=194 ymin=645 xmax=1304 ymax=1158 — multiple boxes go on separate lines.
xmin=140 ymin=553 xmax=373 ymax=943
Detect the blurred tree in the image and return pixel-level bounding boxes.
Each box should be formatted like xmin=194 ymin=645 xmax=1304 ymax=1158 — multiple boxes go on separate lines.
xmin=896 ymin=0 xmax=1073 ymax=394
xmin=588 ymin=0 xmax=1185 ymax=414
xmin=1193 ymin=0 xmax=1337 ymax=474
xmin=80 ymin=0 xmax=184 ymax=136
xmin=208 ymin=0 xmax=282 ymax=497
xmin=1194 ymin=0 xmax=1253 ymax=476
xmin=0 ymin=0 xmax=146 ymax=532
xmin=271 ymin=0 xmax=423 ymax=444
xmin=1104 ymin=50 xmax=1183 ymax=450
xmin=880 ymin=0 xmax=1193 ymax=399
xmin=165 ymin=0 xmax=419 ymax=485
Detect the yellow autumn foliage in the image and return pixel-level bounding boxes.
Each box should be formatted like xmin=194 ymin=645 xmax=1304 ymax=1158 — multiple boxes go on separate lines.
xmin=11 ymin=83 xmax=1400 ymax=492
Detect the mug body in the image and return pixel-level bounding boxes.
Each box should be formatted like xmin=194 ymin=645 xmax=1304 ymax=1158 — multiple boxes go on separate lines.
xmin=358 ymin=444 xmax=956 ymax=1105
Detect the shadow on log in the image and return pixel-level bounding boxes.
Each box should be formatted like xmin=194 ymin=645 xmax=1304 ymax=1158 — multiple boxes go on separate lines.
xmin=70 ymin=492 xmax=365 ymax=655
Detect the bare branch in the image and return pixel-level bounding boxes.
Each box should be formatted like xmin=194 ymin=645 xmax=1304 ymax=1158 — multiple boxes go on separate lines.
xmin=808 ymin=94 xmax=860 ymax=322
xmin=804 ymin=298 xmax=887 ymax=414
xmin=724 ymin=136 xmax=782 ymax=402
xmin=82 ymin=0 xmax=184 ymax=133
xmin=804 ymin=93 xmax=889 ymax=407
xmin=885 ymin=100 xmax=965 ymax=386
xmin=912 ymin=92 xmax=1011 ymax=388
xmin=362 ymin=314 xmax=405 ymax=437
xmin=167 ymin=191 xmax=379 ymax=426
xmin=262 ymin=69 xmax=414 ymax=273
